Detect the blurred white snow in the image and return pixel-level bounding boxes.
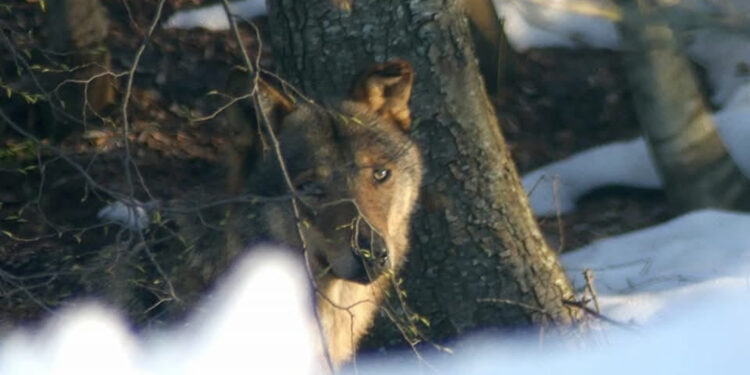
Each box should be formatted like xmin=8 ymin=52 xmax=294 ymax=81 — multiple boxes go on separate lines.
xmin=0 ymin=248 xmax=320 ymax=375
xmin=163 ymin=0 xmax=267 ymax=31
xmin=5 ymin=213 xmax=750 ymax=373
xmin=97 ymin=200 xmax=157 ymax=231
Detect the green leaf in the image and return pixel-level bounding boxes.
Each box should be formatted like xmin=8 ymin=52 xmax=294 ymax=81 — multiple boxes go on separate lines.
xmin=153 ymin=210 xmax=162 ymax=225
xmin=419 ymin=316 xmax=431 ymax=327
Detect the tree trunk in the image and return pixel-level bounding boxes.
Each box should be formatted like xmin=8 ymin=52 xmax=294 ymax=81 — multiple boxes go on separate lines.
xmin=617 ymin=2 xmax=750 ymax=211
xmin=45 ymin=0 xmax=115 ymax=139
xmin=266 ymin=0 xmax=582 ymax=350
xmin=462 ymin=0 xmax=507 ymax=94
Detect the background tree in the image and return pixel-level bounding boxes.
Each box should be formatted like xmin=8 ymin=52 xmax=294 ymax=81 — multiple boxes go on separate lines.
xmin=266 ymin=0 xmax=584 ymax=350
xmin=45 ymin=0 xmax=115 ymax=139
xmin=616 ymin=1 xmax=750 ymax=211
xmin=462 ymin=0 xmax=513 ymax=94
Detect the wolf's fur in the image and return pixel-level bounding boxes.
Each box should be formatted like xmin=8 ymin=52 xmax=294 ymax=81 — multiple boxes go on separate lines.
xmin=217 ymin=60 xmax=422 ymax=366
xmin=88 ymin=62 xmax=420 ymax=368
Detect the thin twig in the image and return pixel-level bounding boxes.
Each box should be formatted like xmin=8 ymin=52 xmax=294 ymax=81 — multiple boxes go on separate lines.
xmin=0 ymin=267 xmax=53 ymax=313
xmin=477 ymin=297 xmax=554 ymax=316
xmin=0 ymin=29 xmax=85 ymax=126
xmin=219 ymin=1 xmax=334 ymax=371
xmin=189 ymin=92 xmax=256 ymax=123
xmin=136 ymin=230 xmax=180 ymax=303
xmin=552 ymin=175 xmax=566 ymax=253
xmin=562 ymin=299 xmax=638 ymax=331
xmin=120 ymin=0 xmax=167 ymax=200
xmin=0 ymin=108 xmax=122 ymax=199
xmin=583 ymin=268 xmax=601 ymax=313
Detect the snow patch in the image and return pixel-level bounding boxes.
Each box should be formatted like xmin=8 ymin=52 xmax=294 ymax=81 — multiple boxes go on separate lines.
xmin=494 ymin=0 xmax=750 ymax=107
xmin=494 ymin=0 xmax=619 ymax=51
xmin=0 ymin=248 xmax=319 ymax=375
xmin=163 ymin=0 xmax=267 ymax=31
xmin=687 ymin=29 xmax=750 ymax=105
xmin=561 ymin=209 xmax=750 ymax=323
xmin=97 ymin=200 xmax=157 ymax=230
xmin=353 ymin=209 xmax=750 ymax=374
xmin=522 ymin=82 xmax=750 ymax=216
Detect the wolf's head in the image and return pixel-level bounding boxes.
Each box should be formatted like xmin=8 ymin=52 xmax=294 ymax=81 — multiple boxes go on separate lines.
xmin=226 ymin=60 xmax=422 ymax=285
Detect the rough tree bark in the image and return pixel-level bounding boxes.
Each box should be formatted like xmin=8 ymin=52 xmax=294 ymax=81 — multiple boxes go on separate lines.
xmin=617 ymin=1 xmax=750 ymax=211
xmin=266 ymin=0 xmax=583 ymax=349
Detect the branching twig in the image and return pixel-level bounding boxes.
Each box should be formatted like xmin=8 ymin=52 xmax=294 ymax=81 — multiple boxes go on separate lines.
xmin=562 ymin=299 xmax=637 ymax=331
xmin=136 ymin=230 xmax=180 ymax=304
xmin=119 ymin=0 xmax=167 ymax=200
xmin=0 ymin=267 xmax=53 ymax=313
xmin=583 ymin=268 xmax=601 ymax=313
xmin=219 ymin=1 xmax=334 ymax=371
xmin=0 ymin=108 xmax=123 ymax=200
xmin=189 ymin=92 xmax=256 ymax=123
xmin=1 ymin=29 xmax=86 ymax=126
xmin=477 ymin=297 xmax=555 ymax=317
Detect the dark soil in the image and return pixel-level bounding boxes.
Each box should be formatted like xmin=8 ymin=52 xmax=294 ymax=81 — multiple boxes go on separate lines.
xmin=0 ymin=1 xmax=672 ymax=332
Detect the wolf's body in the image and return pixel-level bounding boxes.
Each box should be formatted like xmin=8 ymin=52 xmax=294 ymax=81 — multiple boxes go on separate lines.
xmin=217 ymin=60 xmax=421 ymax=366
xmin=93 ymin=60 xmax=420 ymax=368
xmin=219 ymin=60 xmax=422 ymax=366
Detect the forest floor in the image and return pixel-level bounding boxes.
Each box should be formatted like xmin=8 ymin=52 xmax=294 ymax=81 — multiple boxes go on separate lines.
xmin=0 ymin=2 xmax=673 ymax=329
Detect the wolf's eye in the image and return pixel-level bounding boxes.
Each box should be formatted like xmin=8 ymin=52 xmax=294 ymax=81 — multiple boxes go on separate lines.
xmin=373 ymin=168 xmax=391 ymax=183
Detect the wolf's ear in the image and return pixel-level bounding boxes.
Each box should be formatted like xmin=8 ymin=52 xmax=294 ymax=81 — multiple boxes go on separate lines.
xmin=254 ymin=79 xmax=295 ymax=121
xmin=349 ymin=60 xmax=414 ymax=132
xmin=225 ymin=67 xmax=295 ymax=133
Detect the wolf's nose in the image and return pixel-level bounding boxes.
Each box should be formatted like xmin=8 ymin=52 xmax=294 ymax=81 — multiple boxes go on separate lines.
xmin=357 ymin=232 xmax=372 ymax=251
xmin=355 ymin=231 xmax=388 ymax=263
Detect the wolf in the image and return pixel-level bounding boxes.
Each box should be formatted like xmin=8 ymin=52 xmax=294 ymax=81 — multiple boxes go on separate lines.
xmin=94 ymin=60 xmax=421 ymax=367
xmin=215 ymin=60 xmax=423 ymax=366
xmin=46 ymin=60 xmax=419 ymax=371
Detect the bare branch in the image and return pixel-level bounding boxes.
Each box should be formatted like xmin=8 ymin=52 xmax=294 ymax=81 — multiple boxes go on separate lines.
xmin=119 ymin=0 xmax=167 ymax=200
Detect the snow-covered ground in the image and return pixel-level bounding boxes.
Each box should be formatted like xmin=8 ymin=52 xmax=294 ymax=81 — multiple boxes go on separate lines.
xmin=357 ymin=292 xmax=750 ymax=374
xmin=561 ymin=209 xmax=750 ymax=324
xmin=495 ymin=0 xmax=750 ymax=106
xmin=493 ymin=0 xmax=750 ymax=216
xmin=4 ymin=210 xmax=750 ymax=373
xmin=523 ymin=83 xmax=750 ymax=216
xmin=495 ymin=0 xmax=620 ymax=51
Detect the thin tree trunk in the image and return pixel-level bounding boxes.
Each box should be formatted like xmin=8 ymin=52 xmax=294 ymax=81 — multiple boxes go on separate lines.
xmin=618 ymin=2 xmax=750 ymax=211
xmin=463 ymin=0 xmax=507 ymax=94
xmin=45 ymin=0 xmax=114 ymax=138
xmin=266 ymin=0 xmax=582 ymax=349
